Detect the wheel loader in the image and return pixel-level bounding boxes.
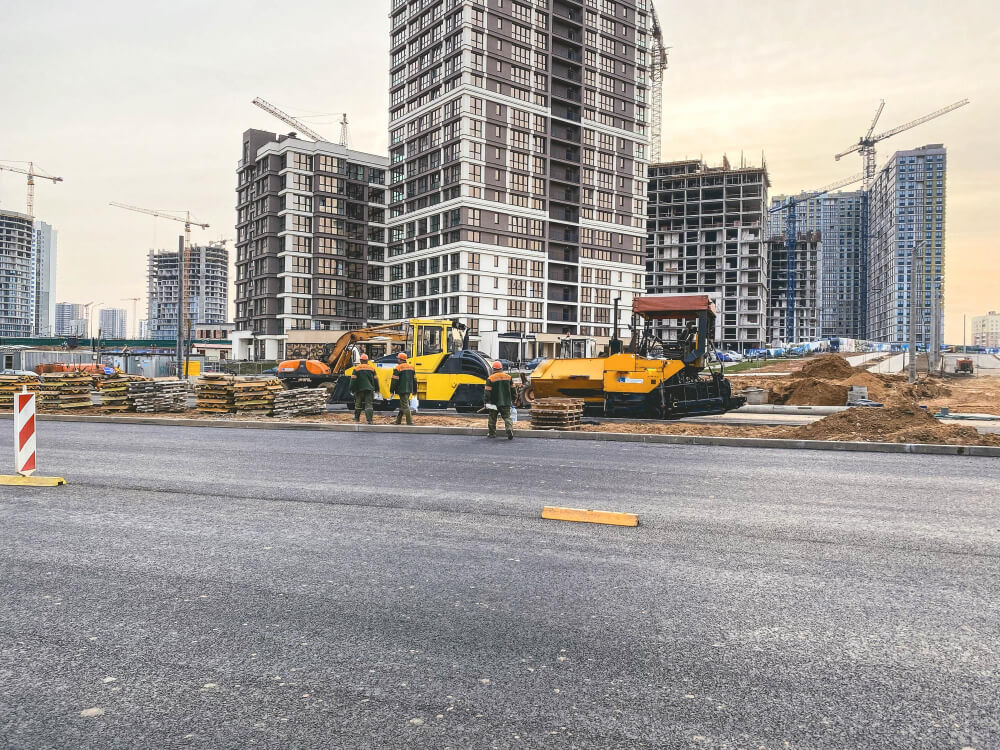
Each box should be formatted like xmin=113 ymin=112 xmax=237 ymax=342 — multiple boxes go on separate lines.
xmin=529 ymin=294 xmax=746 ymax=419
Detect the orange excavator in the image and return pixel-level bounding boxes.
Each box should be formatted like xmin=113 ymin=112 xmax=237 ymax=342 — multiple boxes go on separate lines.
xmin=276 ymin=323 xmax=407 ymax=388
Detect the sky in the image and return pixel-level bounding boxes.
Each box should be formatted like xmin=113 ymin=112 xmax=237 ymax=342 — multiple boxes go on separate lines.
xmin=1 ymin=0 xmax=996 ymax=342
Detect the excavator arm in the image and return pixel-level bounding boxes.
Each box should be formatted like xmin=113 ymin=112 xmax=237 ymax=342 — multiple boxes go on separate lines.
xmin=325 ymin=322 xmax=409 ymax=374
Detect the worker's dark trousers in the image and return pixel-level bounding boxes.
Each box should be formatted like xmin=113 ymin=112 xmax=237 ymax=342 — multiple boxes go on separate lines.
xmin=488 ymin=406 xmax=513 ymax=436
xmin=353 ymin=392 xmax=374 ymax=424
xmin=395 ymin=394 xmax=413 ymax=425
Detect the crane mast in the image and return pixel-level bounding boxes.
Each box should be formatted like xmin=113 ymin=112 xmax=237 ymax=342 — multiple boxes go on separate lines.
xmin=648 ymin=5 xmax=669 ymax=162
xmin=110 ymin=202 xmax=209 ymax=376
xmin=769 ymin=173 xmax=862 ymax=344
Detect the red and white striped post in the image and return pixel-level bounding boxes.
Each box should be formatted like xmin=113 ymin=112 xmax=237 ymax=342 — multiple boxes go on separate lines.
xmin=14 ymin=386 xmax=37 ymax=476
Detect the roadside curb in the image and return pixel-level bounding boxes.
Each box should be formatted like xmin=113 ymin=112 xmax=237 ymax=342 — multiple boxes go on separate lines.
xmin=4 ymin=412 xmax=999 ymax=458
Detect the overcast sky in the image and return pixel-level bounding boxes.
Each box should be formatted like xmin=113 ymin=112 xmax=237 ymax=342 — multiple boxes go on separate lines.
xmin=1 ymin=0 xmax=995 ymax=341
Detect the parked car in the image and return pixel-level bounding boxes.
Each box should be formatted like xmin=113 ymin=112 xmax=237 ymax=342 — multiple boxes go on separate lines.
xmin=720 ymin=349 xmax=745 ymax=362
xmin=524 ymin=356 xmax=548 ymax=371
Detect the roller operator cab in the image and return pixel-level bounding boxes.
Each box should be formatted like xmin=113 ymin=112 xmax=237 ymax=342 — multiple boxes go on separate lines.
xmin=530 ymin=294 xmax=746 ymax=419
xmin=331 ymin=319 xmax=491 ymax=412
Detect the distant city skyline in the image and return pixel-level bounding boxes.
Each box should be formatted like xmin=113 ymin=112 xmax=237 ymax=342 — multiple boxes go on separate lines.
xmin=1 ymin=0 xmax=995 ymax=342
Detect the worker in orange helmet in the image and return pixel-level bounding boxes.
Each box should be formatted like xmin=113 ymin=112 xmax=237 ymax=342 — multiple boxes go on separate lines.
xmin=484 ymin=360 xmax=514 ymax=439
xmin=350 ymin=352 xmax=378 ymax=424
xmin=390 ymin=352 xmax=417 ymax=425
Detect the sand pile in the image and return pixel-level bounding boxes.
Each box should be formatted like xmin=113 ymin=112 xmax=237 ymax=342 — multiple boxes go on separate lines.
xmin=792 ymin=354 xmax=855 ymax=380
xmin=772 ymin=378 xmax=849 ymax=407
xmin=792 ymin=403 xmax=1000 ymax=446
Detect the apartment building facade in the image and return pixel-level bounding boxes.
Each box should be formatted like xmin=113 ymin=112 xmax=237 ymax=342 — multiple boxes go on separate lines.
xmin=972 ymin=311 xmax=1000 ymax=348
xmin=33 ymin=221 xmax=57 ymax=336
xmin=55 ymin=302 xmax=86 ymax=336
xmin=233 ymin=129 xmax=388 ymax=360
xmin=867 ymin=144 xmax=946 ymax=346
xmin=646 ymin=157 xmax=770 ymax=349
xmin=148 ymin=242 xmax=229 ymax=340
xmin=98 ymin=307 xmax=128 ymax=339
xmin=0 ymin=209 xmax=35 ymax=337
xmin=385 ymin=0 xmax=651 ymax=342
xmin=770 ymin=191 xmax=865 ymax=339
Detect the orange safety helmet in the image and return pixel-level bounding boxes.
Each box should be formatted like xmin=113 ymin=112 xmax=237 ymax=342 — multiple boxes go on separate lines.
xmin=360 ymin=353 xmax=369 ymax=361
xmin=492 ymin=361 xmax=503 ymax=369
xmin=397 ymin=353 xmax=407 ymax=360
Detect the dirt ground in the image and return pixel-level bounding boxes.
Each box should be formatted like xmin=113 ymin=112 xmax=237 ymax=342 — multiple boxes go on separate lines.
xmin=731 ymin=353 xmax=1000 ymax=415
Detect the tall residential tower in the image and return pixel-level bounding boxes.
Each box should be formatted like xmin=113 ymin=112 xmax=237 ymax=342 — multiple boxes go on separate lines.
xmin=233 ymin=129 xmax=388 ymax=360
xmin=867 ymin=144 xmax=946 ymax=347
xmin=386 ymin=0 xmax=651 ymax=341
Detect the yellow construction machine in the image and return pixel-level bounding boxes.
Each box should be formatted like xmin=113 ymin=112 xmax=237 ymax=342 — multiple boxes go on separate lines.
xmin=529 ymin=295 xmax=745 ymax=418
xmin=329 ymin=318 xmax=491 ymax=412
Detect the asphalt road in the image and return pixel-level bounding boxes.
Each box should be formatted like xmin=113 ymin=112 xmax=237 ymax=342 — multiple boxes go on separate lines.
xmin=1 ymin=422 xmax=998 ymax=749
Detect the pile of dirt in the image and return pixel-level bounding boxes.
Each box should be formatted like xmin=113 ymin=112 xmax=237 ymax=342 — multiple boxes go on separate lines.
xmin=840 ymin=371 xmax=891 ymax=401
xmin=772 ymin=377 xmax=850 ymax=407
xmin=791 ymin=403 xmax=1000 ymax=446
xmin=792 ymin=354 xmax=855 ymax=380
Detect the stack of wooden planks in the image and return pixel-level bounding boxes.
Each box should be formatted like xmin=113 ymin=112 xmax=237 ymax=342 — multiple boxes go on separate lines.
xmin=195 ymin=374 xmax=236 ymax=413
xmin=232 ymin=378 xmax=283 ymax=415
xmin=195 ymin=375 xmax=283 ymax=415
xmin=97 ymin=374 xmax=140 ymax=411
xmin=0 ymin=374 xmax=41 ymax=410
xmin=272 ymin=388 xmax=328 ymax=418
xmin=529 ymin=398 xmax=584 ymax=431
xmin=128 ymin=378 xmax=187 ymax=413
xmin=39 ymin=371 xmax=94 ymax=409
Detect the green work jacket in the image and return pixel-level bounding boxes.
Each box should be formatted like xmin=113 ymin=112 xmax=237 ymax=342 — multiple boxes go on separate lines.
xmin=391 ymin=363 xmax=417 ymax=395
xmin=350 ymin=363 xmax=378 ymax=393
xmin=485 ymin=372 xmax=513 ymax=407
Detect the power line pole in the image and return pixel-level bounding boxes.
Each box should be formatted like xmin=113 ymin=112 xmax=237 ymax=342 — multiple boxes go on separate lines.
xmin=176 ymin=235 xmax=185 ymax=379
xmin=908 ymin=244 xmax=922 ymax=384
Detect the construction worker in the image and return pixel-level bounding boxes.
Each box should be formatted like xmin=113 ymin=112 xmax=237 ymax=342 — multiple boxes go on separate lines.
xmin=350 ymin=353 xmax=378 ymax=424
xmin=390 ymin=352 xmax=416 ymax=425
xmin=484 ymin=360 xmax=515 ymax=440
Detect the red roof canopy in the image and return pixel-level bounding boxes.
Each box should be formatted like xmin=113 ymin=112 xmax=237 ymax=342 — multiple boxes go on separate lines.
xmin=633 ymin=294 xmax=715 ymax=320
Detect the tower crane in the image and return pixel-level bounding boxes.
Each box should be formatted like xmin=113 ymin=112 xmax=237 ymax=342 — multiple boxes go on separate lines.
xmin=835 ymin=98 xmax=969 ymax=187
xmin=251 ymin=97 xmax=350 ymax=146
xmin=110 ymin=202 xmax=209 ymax=376
xmin=0 ymin=161 xmax=63 ymax=218
xmin=648 ymin=5 xmax=669 ymax=162
xmin=769 ymin=172 xmax=863 ymax=344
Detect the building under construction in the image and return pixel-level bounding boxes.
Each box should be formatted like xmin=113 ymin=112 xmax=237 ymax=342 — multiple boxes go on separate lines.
xmin=147 ymin=242 xmax=229 ymax=340
xmin=766 ymin=231 xmax=821 ymax=345
xmin=645 ymin=156 xmax=770 ymax=350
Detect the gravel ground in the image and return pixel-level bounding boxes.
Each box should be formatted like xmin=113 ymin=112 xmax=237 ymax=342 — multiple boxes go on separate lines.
xmin=1 ymin=421 xmax=998 ymax=749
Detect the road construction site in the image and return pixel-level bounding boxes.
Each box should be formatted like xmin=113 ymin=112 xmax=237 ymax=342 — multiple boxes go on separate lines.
xmin=6 ymin=352 xmax=999 ymax=449
xmin=1 ymin=421 xmax=997 ymax=748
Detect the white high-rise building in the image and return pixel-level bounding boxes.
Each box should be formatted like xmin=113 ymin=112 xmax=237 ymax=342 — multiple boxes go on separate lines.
xmin=99 ymin=307 xmax=128 ymax=339
xmin=0 ymin=209 xmax=35 ymax=337
xmin=55 ymin=302 xmax=86 ymax=336
xmin=33 ymin=221 xmax=57 ymax=336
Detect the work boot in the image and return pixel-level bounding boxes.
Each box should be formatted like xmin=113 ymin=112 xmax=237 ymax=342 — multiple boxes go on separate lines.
xmin=487 ymin=432 xmax=496 ymax=438
xmin=506 ymin=428 xmax=514 ymax=440
xmin=353 ymin=414 xmax=360 ymax=423
xmin=394 ymin=416 xmax=402 ymax=425
xmin=406 ymin=417 xmax=413 ymax=426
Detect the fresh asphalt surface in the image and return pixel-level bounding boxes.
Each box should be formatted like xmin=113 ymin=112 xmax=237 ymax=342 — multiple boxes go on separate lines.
xmin=1 ymin=422 xmax=998 ymax=749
